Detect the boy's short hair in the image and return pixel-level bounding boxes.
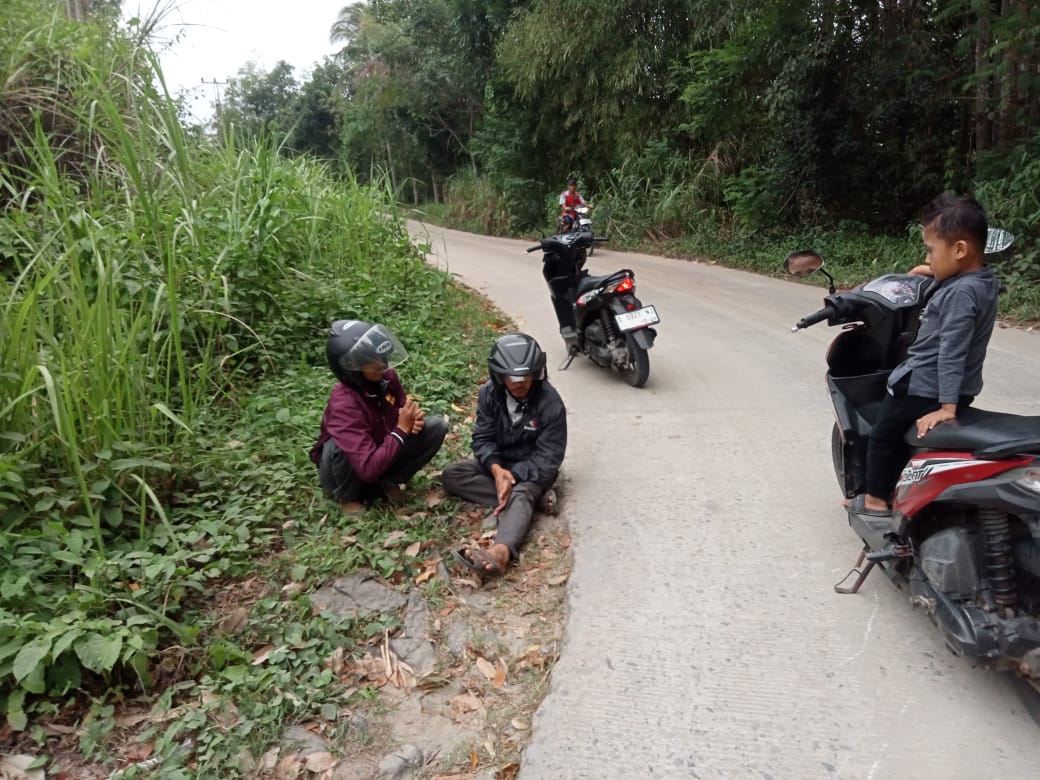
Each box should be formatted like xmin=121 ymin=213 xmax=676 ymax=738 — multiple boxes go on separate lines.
xmin=920 ymin=194 xmax=988 ymax=254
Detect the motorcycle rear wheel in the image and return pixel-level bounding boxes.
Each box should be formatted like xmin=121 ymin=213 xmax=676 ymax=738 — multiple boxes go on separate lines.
xmin=618 ymin=336 xmax=650 ymax=387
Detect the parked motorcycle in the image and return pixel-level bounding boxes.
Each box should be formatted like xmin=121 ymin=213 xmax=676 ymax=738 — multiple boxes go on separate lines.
xmin=786 ymin=230 xmax=1040 ymax=693
xmin=528 ymin=230 xmax=659 ymax=387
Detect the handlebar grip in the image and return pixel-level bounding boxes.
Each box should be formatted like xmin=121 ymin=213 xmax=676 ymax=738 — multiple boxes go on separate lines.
xmin=593 ymin=236 xmax=609 ymax=242
xmin=795 ymin=305 xmax=836 ymax=330
xmin=527 ymin=245 xmax=541 ymax=253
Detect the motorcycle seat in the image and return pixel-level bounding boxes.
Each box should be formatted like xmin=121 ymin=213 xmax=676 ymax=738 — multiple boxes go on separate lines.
xmin=909 ymin=407 xmax=1040 ymax=455
xmin=576 ymin=274 xmax=615 ymax=294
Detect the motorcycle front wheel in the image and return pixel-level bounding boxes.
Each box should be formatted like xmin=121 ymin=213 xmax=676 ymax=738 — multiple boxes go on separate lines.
xmin=617 ymin=335 xmax=650 ymax=387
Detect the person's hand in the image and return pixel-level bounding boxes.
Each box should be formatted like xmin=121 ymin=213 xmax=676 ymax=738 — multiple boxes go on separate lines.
xmin=490 ymin=464 xmax=515 ymax=514
xmin=917 ymin=406 xmax=956 ymax=438
xmin=909 ymin=264 xmax=933 ymax=276
xmin=410 ymin=405 xmax=425 ymax=434
xmin=397 ymin=400 xmax=419 ymax=433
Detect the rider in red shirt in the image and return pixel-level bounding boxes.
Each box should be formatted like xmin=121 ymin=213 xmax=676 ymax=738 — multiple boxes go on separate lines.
xmin=558 ymin=177 xmax=587 ymax=232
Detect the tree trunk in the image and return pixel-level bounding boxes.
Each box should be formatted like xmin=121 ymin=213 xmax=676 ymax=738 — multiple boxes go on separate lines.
xmin=65 ymin=0 xmax=87 ymax=20
xmin=973 ymin=0 xmax=994 ymax=157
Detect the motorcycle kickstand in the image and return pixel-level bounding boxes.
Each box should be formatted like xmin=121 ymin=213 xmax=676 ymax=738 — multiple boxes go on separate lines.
xmin=834 ymin=549 xmax=876 ymax=595
xmin=558 ymin=350 xmax=578 ymax=371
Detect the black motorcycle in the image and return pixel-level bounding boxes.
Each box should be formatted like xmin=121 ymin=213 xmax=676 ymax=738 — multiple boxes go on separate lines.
xmin=528 ymin=230 xmax=659 ymax=387
xmin=786 ymin=231 xmax=1040 ymax=694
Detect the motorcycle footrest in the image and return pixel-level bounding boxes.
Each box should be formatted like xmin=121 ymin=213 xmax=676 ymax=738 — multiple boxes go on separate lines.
xmin=864 ymin=544 xmax=913 ymax=563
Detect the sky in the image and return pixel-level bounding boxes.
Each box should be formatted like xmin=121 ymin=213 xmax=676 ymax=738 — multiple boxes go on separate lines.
xmin=127 ymin=0 xmax=347 ymax=121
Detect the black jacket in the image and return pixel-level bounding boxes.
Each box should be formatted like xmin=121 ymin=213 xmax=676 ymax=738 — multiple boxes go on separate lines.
xmin=472 ymin=380 xmax=567 ymax=484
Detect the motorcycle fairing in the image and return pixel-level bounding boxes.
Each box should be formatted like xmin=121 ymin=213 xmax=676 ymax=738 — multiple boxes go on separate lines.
xmin=893 ymin=453 xmax=1026 ymax=519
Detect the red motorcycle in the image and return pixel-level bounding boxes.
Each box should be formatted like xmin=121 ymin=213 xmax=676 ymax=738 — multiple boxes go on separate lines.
xmin=787 ymin=234 xmax=1040 ymax=693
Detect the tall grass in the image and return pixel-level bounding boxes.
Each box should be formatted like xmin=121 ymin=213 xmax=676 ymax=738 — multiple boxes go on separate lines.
xmin=0 ymin=10 xmax=496 ymax=735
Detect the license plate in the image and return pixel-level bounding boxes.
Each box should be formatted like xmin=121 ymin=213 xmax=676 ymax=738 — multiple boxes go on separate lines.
xmin=615 ymin=305 xmax=659 ymax=331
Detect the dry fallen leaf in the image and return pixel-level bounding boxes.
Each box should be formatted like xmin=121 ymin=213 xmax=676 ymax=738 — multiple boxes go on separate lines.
xmin=415 ymin=558 xmax=439 ymax=584
xmin=484 ymin=735 xmax=497 ymax=758
xmin=218 ymin=607 xmax=249 ymax=634
xmin=405 ymin=540 xmax=422 ymax=557
xmin=475 ymin=656 xmax=496 ymax=680
xmin=0 ymin=755 xmax=45 ymax=780
xmin=252 ymin=644 xmax=275 ymax=665
xmin=470 ymin=750 xmax=480 ymax=770
xmin=303 ymin=751 xmax=338 ymax=772
xmin=492 ymin=657 xmax=508 ymax=689
xmin=449 ymin=693 xmax=484 ymax=719
xmin=510 ymin=718 xmax=528 ymax=730
xmin=425 ymin=489 xmax=444 ymax=508
xmin=450 ymin=402 xmax=467 ymax=413
xmin=497 ymin=762 xmax=520 ymax=779
xmin=383 ymin=530 xmax=408 ymax=548
xmin=546 ymin=573 xmax=569 ymax=586
xmin=324 ymin=646 xmax=346 ymax=675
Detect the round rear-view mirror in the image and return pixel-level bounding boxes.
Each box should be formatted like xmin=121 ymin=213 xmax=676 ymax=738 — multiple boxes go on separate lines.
xmin=783 ymin=250 xmax=824 ymax=276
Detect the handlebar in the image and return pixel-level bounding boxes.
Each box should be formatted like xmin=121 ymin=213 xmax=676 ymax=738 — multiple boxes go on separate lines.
xmin=527 ymin=245 xmax=542 ymax=253
xmin=791 ymin=305 xmax=836 ymax=332
xmin=593 ymin=236 xmax=609 ymax=242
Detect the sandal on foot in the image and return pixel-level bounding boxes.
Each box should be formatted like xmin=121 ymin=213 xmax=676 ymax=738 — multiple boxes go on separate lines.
xmin=849 ymin=494 xmax=892 ymax=518
xmin=537 ymin=488 xmax=558 ymax=516
xmin=452 ymin=547 xmax=504 ymax=577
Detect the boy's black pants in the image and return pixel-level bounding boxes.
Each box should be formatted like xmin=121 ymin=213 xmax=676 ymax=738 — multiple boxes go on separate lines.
xmin=865 ymin=376 xmax=973 ymax=499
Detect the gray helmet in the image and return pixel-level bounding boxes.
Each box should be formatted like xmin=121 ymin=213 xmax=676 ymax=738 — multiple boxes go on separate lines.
xmin=488 ymin=333 xmax=546 ymax=384
xmin=326 ymin=320 xmax=407 ymax=386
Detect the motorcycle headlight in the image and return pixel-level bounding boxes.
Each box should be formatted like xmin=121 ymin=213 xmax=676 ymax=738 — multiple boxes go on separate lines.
xmin=1016 ymin=468 xmax=1040 ymax=494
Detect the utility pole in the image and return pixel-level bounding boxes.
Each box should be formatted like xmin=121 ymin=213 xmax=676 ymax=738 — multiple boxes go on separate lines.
xmin=200 ymin=78 xmax=228 ymax=114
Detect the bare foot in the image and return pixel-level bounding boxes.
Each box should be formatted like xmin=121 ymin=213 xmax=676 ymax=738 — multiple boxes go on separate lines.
xmin=863 ymin=494 xmax=889 ymax=512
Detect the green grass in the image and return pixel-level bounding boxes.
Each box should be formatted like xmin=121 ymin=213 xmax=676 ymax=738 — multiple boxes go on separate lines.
xmin=0 ymin=10 xmax=501 ymax=776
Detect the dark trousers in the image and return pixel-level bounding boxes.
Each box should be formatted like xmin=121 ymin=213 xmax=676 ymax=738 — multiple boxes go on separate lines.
xmin=318 ymin=416 xmax=448 ymax=502
xmin=441 ymin=458 xmax=556 ymax=560
xmin=865 ymin=378 xmax=973 ymax=499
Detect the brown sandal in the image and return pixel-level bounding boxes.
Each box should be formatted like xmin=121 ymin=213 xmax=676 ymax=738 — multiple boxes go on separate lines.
xmin=452 ymin=547 xmax=504 ymax=577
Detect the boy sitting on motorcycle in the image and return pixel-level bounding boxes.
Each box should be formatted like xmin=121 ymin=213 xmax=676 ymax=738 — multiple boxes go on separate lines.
xmin=558 ymin=177 xmax=587 ymax=232
xmin=853 ymin=194 xmax=1000 ymax=517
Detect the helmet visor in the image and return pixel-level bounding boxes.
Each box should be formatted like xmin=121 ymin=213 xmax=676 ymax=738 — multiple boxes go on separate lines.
xmin=341 ymin=325 xmax=408 ymax=372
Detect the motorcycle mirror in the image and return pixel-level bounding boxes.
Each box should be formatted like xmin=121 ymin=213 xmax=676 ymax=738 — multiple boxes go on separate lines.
xmin=985 ymin=228 xmax=1015 ymax=254
xmin=783 ymin=250 xmax=824 ymax=276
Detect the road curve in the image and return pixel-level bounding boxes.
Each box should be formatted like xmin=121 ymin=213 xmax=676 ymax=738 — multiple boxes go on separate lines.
xmin=409 ymin=221 xmax=1040 ymax=779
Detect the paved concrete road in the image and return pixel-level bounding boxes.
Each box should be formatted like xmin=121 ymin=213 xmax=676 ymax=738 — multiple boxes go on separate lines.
xmin=409 ymin=222 xmax=1040 ymax=779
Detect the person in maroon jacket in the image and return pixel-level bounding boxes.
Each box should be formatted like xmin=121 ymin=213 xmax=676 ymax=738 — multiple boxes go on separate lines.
xmin=310 ymin=320 xmax=447 ymax=512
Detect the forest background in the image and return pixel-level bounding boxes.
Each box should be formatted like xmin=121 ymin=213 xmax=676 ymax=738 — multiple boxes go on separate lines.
xmin=220 ymin=0 xmax=1040 ymax=317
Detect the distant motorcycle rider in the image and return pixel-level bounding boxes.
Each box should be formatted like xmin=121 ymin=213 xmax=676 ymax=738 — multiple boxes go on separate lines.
xmin=558 ymin=177 xmax=587 ymax=232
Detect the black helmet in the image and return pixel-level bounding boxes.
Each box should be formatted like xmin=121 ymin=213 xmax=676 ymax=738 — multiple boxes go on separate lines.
xmin=488 ymin=333 xmax=546 ymax=384
xmin=326 ymin=319 xmax=407 ymax=386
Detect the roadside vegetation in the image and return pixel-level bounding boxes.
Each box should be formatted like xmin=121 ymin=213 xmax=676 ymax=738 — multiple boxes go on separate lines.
xmin=1 ymin=3 xmax=504 ymax=776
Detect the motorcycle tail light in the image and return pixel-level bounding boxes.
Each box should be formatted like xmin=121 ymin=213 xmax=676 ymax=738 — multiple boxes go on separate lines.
xmin=626 ymin=303 xmax=636 ymax=311
xmin=577 ymin=292 xmax=594 ymax=306
xmin=1016 ymin=468 xmax=1040 ymax=494
xmin=614 ymin=277 xmax=634 ymax=293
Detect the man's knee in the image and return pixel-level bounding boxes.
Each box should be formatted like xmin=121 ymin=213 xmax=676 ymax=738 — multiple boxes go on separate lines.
xmin=441 ymin=458 xmax=481 ymax=493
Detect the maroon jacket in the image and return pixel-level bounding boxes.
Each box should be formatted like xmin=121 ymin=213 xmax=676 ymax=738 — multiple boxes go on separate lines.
xmin=309 ymin=370 xmax=409 ymax=482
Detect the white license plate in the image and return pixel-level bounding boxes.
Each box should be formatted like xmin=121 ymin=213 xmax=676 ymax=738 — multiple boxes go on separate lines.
xmin=614 ymin=305 xmax=659 ymax=331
